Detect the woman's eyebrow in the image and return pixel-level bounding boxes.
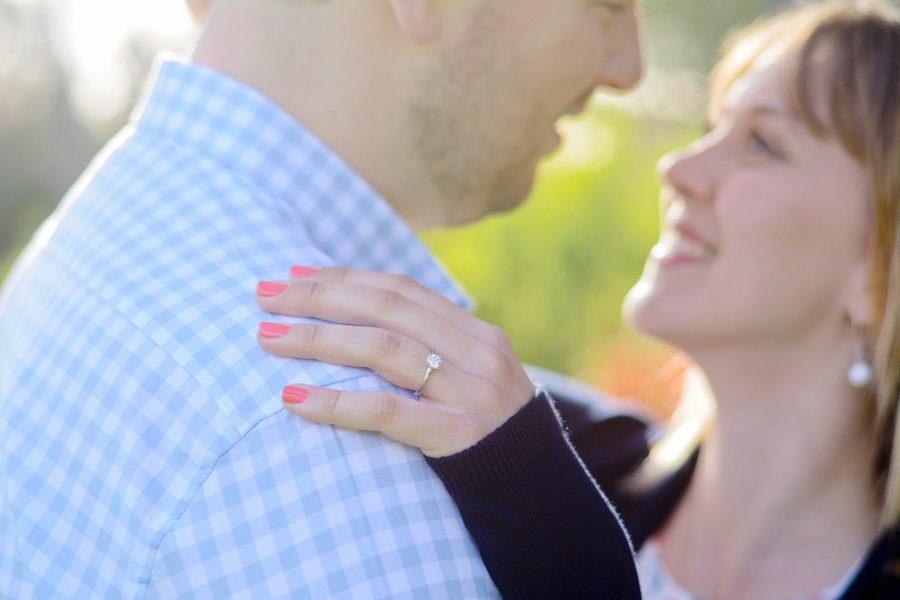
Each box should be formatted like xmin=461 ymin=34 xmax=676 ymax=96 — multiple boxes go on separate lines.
xmin=748 ymin=105 xmax=801 ymax=124
xmin=715 ymin=103 xmax=804 ymax=134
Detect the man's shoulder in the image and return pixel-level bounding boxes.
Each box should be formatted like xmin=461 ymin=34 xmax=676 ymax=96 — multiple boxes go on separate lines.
xmin=0 ymin=244 xmax=424 ymax=595
xmin=0 ymin=122 xmax=380 ymax=433
xmin=0 ymin=281 xmax=451 ymax=597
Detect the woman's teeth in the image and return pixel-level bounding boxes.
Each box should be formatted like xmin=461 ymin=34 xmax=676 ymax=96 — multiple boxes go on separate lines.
xmin=651 ymin=232 xmax=716 ymax=261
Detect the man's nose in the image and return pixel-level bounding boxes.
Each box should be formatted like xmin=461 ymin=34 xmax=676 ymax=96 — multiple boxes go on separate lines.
xmin=601 ymin=8 xmax=643 ymax=91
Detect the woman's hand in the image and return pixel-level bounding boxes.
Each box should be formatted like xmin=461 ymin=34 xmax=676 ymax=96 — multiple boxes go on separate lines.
xmin=255 ymin=266 xmax=535 ymax=457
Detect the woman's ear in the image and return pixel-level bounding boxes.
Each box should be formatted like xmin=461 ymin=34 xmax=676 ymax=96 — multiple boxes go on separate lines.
xmin=845 ymin=261 xmax=874 ymax=328
xmin=185 ymin=0 xmax=213 ymax=22
xmin=388 ymin=0 xmax=442 ymax=45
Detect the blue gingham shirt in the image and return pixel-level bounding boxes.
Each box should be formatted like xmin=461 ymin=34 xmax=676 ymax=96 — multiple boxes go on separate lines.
xmin=0 ymin=58 xmax=497 ymax=599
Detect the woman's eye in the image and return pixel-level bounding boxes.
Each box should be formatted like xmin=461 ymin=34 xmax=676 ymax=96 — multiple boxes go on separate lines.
xmin=594 ymin=2 xmax=628 ymax=16
xmin=749 ymin=131 xmax=780 ymax=158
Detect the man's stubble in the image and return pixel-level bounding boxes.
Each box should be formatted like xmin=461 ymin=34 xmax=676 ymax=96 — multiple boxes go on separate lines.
xmin=405 ymin=5 xmax=547 ymax=227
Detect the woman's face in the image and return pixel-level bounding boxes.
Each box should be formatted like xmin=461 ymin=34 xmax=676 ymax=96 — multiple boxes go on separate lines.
xmin=623 ymin=50 xmax=872 ymax=356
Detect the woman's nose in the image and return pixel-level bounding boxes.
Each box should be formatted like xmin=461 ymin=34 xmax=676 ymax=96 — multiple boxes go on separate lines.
xmin=656 ymin=143 xmax=714 ymax=204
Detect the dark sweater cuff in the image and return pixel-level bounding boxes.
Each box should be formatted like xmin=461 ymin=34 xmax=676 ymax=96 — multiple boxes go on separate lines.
xmin=426 ymin=389 xmax=568 ymax=499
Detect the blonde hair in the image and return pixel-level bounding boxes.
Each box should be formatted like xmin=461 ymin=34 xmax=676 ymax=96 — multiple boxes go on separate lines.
xmin=650 ymin=1 xmax=900 ymax=528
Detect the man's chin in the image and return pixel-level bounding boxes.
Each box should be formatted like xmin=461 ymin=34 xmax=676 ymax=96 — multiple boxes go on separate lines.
xmin=417 ymin=167 xmax=538 ymax=229
xmin=428 ymin=194 xmax=530 ymax=229
xmin=479 ymin=180 xmax=535 ymax=223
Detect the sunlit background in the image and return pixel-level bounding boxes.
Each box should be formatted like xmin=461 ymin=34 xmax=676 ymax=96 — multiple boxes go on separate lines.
xmin=0 ymin=0 xmax=782 ymax=417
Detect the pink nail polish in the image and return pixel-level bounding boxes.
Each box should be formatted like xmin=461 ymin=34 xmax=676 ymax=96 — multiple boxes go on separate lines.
xmin=258 ymin=322 xmax=290 ymax=339
xmin=283 ymin=386 xmax=309 ymax=404
xmin=290 ymin=266 xmax=319 ymax=279
xmin=257 ymin=281 xmax=288 ymax=297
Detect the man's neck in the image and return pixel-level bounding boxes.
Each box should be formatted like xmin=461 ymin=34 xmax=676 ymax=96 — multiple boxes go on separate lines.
xmin=189 ymin=1 xmax=439 ymax=231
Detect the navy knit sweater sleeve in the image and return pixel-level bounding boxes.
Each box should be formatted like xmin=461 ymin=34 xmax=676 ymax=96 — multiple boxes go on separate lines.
xmin=426 ymin=391 xmax=642 ymax=599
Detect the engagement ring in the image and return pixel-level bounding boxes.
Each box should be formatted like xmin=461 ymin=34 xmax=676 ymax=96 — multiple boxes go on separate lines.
xmin=414 ymin=351 xmax=443 ymax=397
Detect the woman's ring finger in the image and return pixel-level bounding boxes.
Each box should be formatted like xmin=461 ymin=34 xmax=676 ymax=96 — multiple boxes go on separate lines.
xmin=414 ymin=351 xmax=443 ymax=397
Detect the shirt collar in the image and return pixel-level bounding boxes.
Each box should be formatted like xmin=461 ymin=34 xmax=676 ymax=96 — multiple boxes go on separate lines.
xmin=131 ymin=56 xmax=471 ymax=310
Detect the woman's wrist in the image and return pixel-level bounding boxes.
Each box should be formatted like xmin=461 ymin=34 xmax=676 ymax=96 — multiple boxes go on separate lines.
xmin=426 ymin=388 xmax=570 ymax=498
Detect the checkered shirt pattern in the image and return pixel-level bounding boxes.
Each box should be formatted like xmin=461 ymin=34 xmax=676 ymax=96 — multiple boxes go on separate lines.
xmin=0 ymin=57 xmax=497 ymax=599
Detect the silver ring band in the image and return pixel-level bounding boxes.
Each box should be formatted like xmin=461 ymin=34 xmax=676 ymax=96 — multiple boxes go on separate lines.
xmin=414 ymin=351 xmax=443 ymax=397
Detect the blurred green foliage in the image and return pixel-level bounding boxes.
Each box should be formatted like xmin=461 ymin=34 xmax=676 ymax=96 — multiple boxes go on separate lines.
xmin=424 ymin=107 xmax=699 ymax=384
xmin=0 ymin=192 xmax=57 ymax=279
xmin=0 ymin=253 xmax=14 ymax=281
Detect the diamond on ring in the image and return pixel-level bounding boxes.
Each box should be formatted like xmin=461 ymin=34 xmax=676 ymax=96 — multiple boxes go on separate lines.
xmin=425 ymin=353 xmax=443 ymax=370
xmin=414 ymin=351 xmax=443 ymax=397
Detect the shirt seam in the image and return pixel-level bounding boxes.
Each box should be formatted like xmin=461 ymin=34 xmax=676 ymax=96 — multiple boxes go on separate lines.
xmin=139 ymin=373 xmax=373 ymax=599
xmin=36 ymin=245 xmax=379 ymax=595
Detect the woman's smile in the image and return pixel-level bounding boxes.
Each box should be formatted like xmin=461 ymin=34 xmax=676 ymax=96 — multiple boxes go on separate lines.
xmin=651 ymin=225 xmax=717 ymax=268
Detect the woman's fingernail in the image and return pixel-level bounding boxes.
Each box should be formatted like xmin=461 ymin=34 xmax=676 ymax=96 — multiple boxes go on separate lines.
xmin=257 ymin=281 xmax=288 ymax=297
xmin=290 ymin=266 xmax=319 ymax=279
xmin=283 ymin=386 xmax=309 ymax=404
xmin=258 ymin=322 xmax=290 ymax=339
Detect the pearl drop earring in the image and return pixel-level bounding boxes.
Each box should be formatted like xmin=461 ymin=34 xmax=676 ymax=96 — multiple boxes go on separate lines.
xmin=847 ymin=325 xmax=873 ymax=389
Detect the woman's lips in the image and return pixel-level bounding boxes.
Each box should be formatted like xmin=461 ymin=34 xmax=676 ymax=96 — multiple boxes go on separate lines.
xmin=651 ymin=227 xmax=717 ymax=266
